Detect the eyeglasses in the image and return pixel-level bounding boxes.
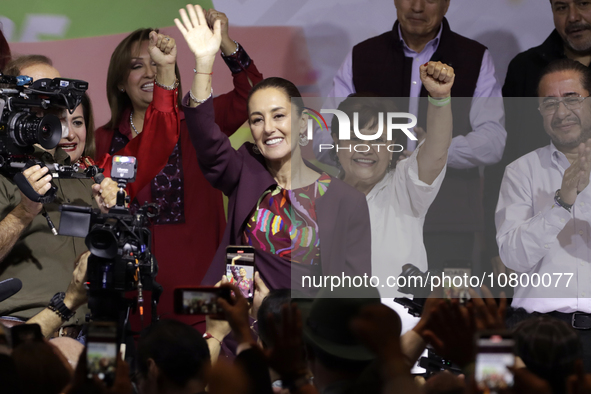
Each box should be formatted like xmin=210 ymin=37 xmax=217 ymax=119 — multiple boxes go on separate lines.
xmin=553 ymin=2 xmax=591 ymax=14
xmin=538 ymin=96 xmax=590 ymax=116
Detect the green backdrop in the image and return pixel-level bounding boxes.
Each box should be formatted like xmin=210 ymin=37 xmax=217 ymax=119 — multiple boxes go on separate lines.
xmin=1 ymin=0 xmax=214 ymax=41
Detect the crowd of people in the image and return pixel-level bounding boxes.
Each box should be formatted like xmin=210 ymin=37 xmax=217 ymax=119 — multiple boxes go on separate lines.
xmin=1 ymin=0 xmax=591 ymax=393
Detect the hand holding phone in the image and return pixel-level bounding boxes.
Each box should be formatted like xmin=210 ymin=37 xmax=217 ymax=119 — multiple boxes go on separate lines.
xmin=87 ymin=322 xmax=118 ymax=387
xmin=443 ymin=260 xmax=471 ymax=303
xmin=475 ymin=331 xmax=515 ymax=393
xmin=226 ymin=246 xmax=255 ymax=300
xmin=174 ymin=287 xmax=231 ymax=317
xmin=216 ymin=283 xmax=252 ymax=345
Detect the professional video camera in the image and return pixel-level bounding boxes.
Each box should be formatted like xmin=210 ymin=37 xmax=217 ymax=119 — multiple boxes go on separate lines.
xmin=0 ymin=73 xmax=91 ymax=203
xmin=394 ymin=264 xmax=441 ymax=317
xmin=59 ymin=156 xmax=161 ymax=324
xmin=0 ymin=73 xmax=88 ymax=165
xmin=395 ymin=259 xmax=473 ymax=316
xmin=394 ymin=265 xmax=463 ymax=378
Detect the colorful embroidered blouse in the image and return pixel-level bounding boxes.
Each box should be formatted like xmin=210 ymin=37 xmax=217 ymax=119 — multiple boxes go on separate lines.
xmin=243 ymin=173 xmax=331 ymax=265
xmin=229 ymin=265 xmax=253 ymax=298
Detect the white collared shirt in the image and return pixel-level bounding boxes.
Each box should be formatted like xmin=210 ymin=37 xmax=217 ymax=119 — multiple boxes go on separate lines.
xmin=369 ymin=145 xmax=446 ymax=297
xmin=496 ymin=143 xmax=591 ymax=313
xmin=315 ymin=23 xmax=505 ymax=170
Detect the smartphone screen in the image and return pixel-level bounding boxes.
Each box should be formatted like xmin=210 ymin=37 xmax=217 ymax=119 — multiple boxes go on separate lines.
xmin=443 ymin=260 xmax=472 ymax=303
xmin=174 ymin=287 xmax=229 ymax=316
xmin=225 ymin=246 xmax=255 ymax=299
xmin=442 ymin=267 xmax=471 ymax=302
xmin=475 ymin=332 xmax=515 ymax=393
xmin=87 ymin=322 xmax=118 ymax=386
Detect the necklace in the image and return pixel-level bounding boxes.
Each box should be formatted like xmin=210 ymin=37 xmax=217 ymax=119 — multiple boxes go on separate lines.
xmin=130 ymin=111 xmax=141 ymax=135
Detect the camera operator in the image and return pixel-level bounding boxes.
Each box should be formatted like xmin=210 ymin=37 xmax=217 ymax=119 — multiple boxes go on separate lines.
xmin=0 ymin=60 xmax=119 ymax=336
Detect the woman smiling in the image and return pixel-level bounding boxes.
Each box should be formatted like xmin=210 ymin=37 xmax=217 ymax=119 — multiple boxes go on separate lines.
xmin=94 ymin=11 xmax=263 ymax=324
xmin=176 ymin=5 xmax=372 ymax=291
xmin=331 ymin=61 xmax=454 ymax=291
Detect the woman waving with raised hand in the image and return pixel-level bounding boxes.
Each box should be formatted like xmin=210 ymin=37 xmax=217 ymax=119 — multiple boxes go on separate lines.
xmin=175 ymin=4 xmax=372 ymax=293
xmin=93 ymin=9 xmax=263 ymax=324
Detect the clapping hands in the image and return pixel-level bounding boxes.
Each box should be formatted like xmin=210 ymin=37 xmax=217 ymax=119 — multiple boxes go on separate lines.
xmin=560 ymin=139 xmax=591 ymax=206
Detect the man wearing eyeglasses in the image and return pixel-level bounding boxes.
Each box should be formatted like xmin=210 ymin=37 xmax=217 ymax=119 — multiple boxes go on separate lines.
xmin=484 ymin=0 xmax=591 ymax=286
xmin=496 ymin=58 xmax=591 ymax=371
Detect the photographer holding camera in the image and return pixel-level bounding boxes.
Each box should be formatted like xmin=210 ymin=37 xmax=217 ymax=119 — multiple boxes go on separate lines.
xmin=0 ymin=60 xmax=119 ymax=337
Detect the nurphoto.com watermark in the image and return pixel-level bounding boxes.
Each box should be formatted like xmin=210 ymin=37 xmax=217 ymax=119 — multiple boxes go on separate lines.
xmin=301 ymin=271 xmax=576 ymax=293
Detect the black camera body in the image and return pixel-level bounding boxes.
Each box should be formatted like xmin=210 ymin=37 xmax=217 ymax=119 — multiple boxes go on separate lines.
xmin=59 ymin=156 xmax=160 ymax=322
xmin=60 ymin=203 xmax=156 ymax=292
xmin=0 ymin=74 xmax=88 ymax=170
xmin=88 ymin=204 xmax=156 ymax=322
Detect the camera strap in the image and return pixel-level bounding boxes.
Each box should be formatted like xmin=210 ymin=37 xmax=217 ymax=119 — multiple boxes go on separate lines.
xmin=13 ymin=170 xmax=57 ymax=204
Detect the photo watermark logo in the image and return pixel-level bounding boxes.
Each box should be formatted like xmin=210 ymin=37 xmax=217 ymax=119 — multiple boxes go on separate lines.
xmin=304 ymin=107 xmax=418 ymax=152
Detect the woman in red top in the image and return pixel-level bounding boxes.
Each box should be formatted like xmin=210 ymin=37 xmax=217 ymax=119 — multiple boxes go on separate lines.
xmin=58 ymin=89 xmax=180 ymax=202
xmin=94 ymin=10 xmax=263 ymax=325
xmin=3 ymin=51 xmax=179 ymax=202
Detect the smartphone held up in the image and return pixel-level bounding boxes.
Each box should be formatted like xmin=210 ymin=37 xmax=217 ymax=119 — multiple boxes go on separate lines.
xmin=174 ymin=287 xmax=231 ymax=317
xmin=225 ymin=245 xmax=255 ymax=300
xmin=475 ymin=331 xmax=515 ymax=393
xmin=87 ymin=321 xmax=118 ymax=386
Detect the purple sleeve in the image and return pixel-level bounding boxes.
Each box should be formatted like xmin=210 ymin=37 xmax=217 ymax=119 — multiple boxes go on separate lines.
xmin=182 ymin=95 xmax=244 ymax=196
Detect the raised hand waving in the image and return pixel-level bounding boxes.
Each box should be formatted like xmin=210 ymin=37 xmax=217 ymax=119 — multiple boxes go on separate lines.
xmin=174 ymin=4 xmax=222 ymax=61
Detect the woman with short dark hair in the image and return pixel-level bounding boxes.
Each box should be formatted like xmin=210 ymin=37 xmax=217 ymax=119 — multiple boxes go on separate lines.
xmin=331 ymin=62 xmax=454 ymax=295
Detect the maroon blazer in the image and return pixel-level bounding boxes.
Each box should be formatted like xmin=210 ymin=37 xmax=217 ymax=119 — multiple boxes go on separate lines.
xmin=183 ymin=97 xmax=372 ymax=293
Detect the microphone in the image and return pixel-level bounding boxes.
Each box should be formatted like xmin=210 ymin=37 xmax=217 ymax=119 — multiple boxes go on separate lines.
xmin=0 ymin=278 xmax=22 ymax=303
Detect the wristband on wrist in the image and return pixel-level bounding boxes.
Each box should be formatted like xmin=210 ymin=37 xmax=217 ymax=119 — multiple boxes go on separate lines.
xmin=48 ymin=292 xmax=75 ymax=321
xmin=427 ymin=95 xmax=451 ymax=107
xmin=221 ymin=42 xmax=252 ymax=74
xmin=154 ymin=77 xmax=179 ymax=90
xmin=189 ymin=88 xmax=213 ymax=105
xmin=203 ymin=332 xmax=222 ymax=345
xmin=221 ymin=40 xmax=239 ymax=57
xmin=555 ymin=189 xmax=573 ymax=212
xmin=192 ymin=69 xmax=213 ymax=75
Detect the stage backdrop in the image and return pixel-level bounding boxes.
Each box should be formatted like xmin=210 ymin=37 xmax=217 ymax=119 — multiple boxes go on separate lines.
xmin=3 ymin=0 xmax=553 ymax=127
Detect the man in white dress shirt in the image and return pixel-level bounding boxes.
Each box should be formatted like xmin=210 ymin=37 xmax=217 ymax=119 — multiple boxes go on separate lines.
xmin=496 ymin=58 xmax=591 ymax=370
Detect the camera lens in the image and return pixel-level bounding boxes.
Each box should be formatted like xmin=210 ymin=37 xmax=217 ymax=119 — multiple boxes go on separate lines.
xmin=8 ymin=112 xmax=62 ymax=149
